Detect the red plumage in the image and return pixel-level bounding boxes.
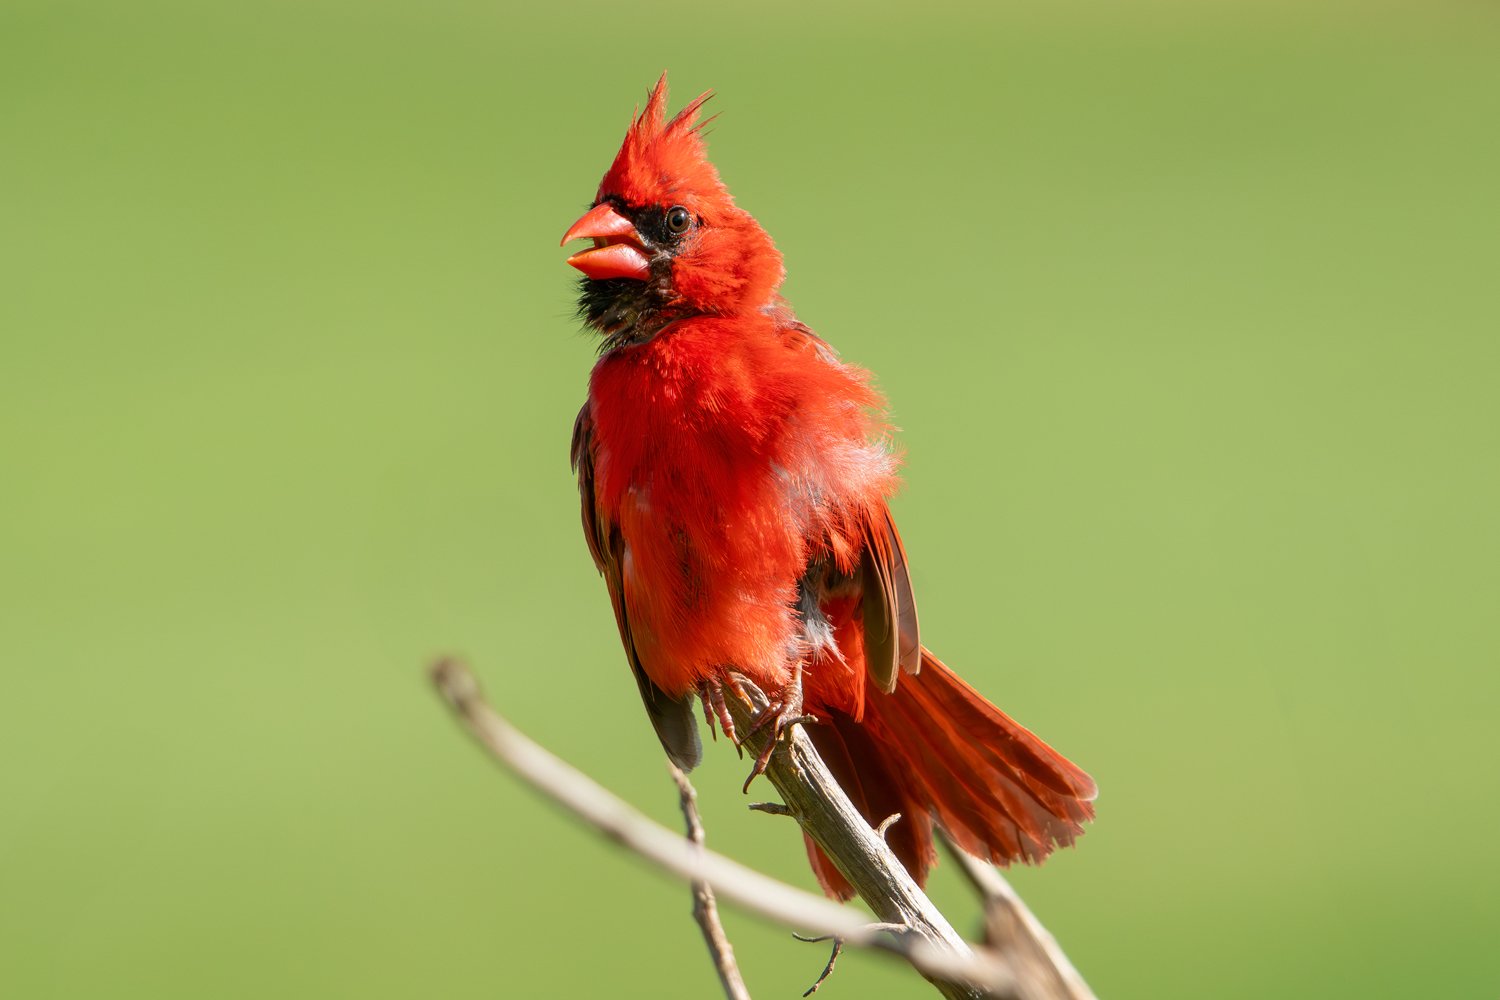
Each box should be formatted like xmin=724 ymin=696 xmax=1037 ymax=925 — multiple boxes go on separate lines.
xmin=565 ymin=74 xmax=1095 ymax=899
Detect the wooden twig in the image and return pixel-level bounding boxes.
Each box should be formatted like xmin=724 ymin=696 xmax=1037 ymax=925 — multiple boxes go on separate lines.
xmin=942 ymin=835 xmax=1098 ymax=1000
xmin=795 ymin=933 xmax=844 ymax=996
xmin=669 ymin=762 xmax=752 ymax=1000
xmin=428 ymin=658 xmax=1014 ymax=993
xmin=721 ymin=673 xmax=1003 ymax=1000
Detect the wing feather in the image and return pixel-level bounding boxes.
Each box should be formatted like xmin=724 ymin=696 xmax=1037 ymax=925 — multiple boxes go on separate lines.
xmin=859 ymin=504 xmax=921 ymax=693
xmin=572 ymin=406 xmax=702 ymax=769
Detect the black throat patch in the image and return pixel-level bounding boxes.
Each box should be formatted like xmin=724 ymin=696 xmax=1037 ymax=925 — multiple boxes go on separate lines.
xmin=574 ymin=199 xmax=698 ymax=352
xmin=575 ymin=265 xmax=676 ymax=352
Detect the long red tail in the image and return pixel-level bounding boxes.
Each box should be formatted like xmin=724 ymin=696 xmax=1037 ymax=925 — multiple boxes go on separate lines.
xmin=804 ymin=649 xmax=1096 ymax=900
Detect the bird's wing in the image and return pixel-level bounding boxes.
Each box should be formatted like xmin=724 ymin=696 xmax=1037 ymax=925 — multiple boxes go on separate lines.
xmin=775 ymin=318 xmax=921 ymax=694
xmin=571 ymin=405 xmax=703 ymax=769
xmin=860 ymin=503 xmax=922 ymax=693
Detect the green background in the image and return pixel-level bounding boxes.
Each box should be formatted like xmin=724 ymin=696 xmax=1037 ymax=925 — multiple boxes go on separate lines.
xmin=4 ymin=1 xmax=1497 ymax=996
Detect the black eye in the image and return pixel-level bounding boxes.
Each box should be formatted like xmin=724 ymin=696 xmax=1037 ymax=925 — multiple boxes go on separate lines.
xmin=665 ymin=206 xmax=692 ymax=235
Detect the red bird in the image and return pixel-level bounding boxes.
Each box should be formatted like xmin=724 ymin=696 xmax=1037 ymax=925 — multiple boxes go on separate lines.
xmin=563 ymin=75 xmax=1095 ymax=899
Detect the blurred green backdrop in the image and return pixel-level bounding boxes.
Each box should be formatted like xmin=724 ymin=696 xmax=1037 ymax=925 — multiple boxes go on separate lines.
xmin=3 ymin=1 xmax=1497 ymax=997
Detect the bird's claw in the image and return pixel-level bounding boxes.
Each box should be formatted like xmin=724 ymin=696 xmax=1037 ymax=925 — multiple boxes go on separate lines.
xmin=700 ymin=668 xmax=817 ymax=788
xmin=740 ymin=663 xmax=816 ymax=793
xmin=698 ymin=678 xmax=742 ymax=757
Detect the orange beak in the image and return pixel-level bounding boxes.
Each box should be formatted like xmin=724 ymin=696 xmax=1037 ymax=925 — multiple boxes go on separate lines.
xmin=561 ymin=203 xmax=652 ymax=281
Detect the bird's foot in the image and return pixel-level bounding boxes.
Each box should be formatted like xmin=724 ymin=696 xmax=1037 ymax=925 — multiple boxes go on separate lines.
xmin=739 ymin=662 xmax=817 ymax=793
xmin=698 ymin=678 xmax=742 ymax=757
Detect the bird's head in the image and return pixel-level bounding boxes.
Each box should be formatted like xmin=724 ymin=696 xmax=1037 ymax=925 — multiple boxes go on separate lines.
xmin=562 ymin=74 xmax=784 ymax=343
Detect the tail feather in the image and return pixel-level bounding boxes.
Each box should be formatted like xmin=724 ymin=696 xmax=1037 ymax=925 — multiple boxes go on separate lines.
xmin=875 ymin=682 xmax=1055 ymax=861
xmin=906 ymin=653 xmax=1097 ymax=803
xmin=802 ymin=647 xmax=1095 ymax=896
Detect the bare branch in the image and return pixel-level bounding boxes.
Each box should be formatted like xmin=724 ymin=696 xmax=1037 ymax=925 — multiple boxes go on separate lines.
xmin=942 ymin=835 xmax=1098 ymax=1000
xmin=669 ymin=763 xmax=752 ymax=1000
xmin=428 ymin=658 xmax=1013 ymax=993
xmin=800 ymin=936 xmax=843 ymax=996
xmin=720 ymin=673 xmax=1007 ymax=1000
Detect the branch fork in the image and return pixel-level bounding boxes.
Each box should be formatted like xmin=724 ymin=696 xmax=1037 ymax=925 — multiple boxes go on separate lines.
xmin=429 ymin=657 xmax=1094 ymax=1000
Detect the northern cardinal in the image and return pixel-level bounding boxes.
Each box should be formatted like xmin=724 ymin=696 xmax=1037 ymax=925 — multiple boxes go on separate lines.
xmin=563 ymin=75 xmax=1095 ymax=899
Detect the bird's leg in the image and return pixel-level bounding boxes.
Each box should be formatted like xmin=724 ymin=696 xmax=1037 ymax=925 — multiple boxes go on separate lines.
xmin=697 ymin=677 xmax=741 ymax=753
xmin=741 ymin=659 xmax=819 ymax=793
